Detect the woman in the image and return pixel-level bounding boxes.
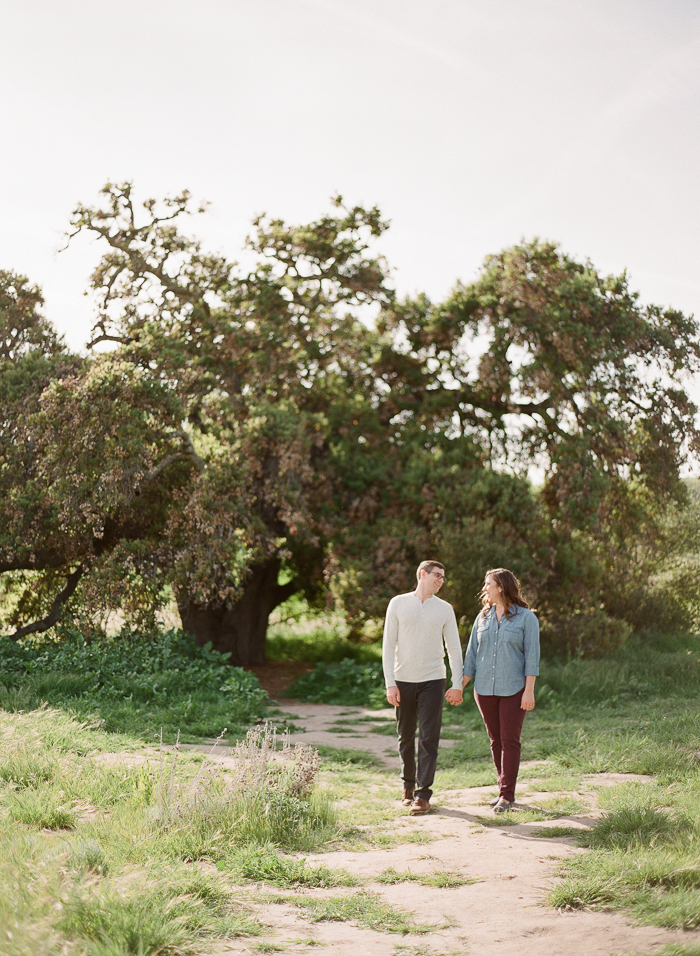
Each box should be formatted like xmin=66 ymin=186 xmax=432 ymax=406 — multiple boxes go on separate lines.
xmin=462 ymin=568 xmax=540 ymax=813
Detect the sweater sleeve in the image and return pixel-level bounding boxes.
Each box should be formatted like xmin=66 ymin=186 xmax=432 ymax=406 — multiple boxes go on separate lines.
xmin=382 ymin=598 xmax=399 ymax=688
xmin=443 ymin=607 xmax=464 ymax=689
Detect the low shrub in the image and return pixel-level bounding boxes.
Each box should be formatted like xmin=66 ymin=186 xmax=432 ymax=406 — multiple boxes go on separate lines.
xmin=153 ymin=725 xmax=337 ymax=855
xmin=0 ymin=628 xmax=268 ymax=741
xmin=286 ymin=658 xmax=385 ymax=707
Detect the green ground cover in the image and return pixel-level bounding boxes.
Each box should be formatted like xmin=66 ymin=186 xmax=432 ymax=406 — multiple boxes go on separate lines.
xmin=0 ymin=628 xmax=268 ymax=743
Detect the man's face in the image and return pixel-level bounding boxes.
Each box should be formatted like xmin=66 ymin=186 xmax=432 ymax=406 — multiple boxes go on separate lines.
xmin=423 ymin=567 xmax=445 ymax=593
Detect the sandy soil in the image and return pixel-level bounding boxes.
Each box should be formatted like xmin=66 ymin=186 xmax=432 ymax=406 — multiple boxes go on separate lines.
xmin=197 ymin=701 xmax=700 ymax=956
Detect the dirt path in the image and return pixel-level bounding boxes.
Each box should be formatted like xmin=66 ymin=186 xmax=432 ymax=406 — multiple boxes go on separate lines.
xmin=200 ymin=701 xmax=700 ymax=956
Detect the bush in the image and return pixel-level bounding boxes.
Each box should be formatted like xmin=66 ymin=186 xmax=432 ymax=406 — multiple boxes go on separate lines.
xmin=540 ymin=608 xmax=632 ymax=658
xmin=155 ymin=725 xmax=336 ymax=853
xmin=0 ymin=628 xmax=268 ymax=740
xmin=286 ymin=658 xmax=386 ymax=707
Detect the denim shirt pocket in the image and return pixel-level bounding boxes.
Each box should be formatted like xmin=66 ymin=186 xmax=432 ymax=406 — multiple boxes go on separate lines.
xmin=501 ymin=618 xmax=524 ymax=648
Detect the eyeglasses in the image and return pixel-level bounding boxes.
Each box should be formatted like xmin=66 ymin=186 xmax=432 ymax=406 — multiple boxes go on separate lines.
xmin=431 ymin=572 xmax=445 ymax=581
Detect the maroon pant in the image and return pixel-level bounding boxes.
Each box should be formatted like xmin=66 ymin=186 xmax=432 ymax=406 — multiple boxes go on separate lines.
xmin=474 ymin=688 xmax=527 ymax=804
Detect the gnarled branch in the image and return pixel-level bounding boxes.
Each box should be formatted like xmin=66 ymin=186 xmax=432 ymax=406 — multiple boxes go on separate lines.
xmin=8 ymin=565 xmax=85 ymax=641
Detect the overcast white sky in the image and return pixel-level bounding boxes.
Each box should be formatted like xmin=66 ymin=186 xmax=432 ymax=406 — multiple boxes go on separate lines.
xmin=2 ymin=0 xmax=699 ymax=375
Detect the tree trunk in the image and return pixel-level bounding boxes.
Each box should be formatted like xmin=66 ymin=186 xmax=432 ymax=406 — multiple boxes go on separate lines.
xmin=176 ymin=558 xmax=296 ymax=665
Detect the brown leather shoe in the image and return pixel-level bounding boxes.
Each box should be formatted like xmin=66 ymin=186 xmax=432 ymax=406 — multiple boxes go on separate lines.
xmin=401 ymin=789 xmax=414 ymax=807
xmin=409 ymin=797 xmax=430 ymax=815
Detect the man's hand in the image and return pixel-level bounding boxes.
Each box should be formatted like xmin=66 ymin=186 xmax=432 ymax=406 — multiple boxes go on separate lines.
xmin=386 ymin=686 xmax=401 ymax=707
xmin=445 ymin=688 xmax=463 ymax=706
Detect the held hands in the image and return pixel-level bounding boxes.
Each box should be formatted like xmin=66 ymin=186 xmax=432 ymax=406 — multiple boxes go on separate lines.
xmin=445 ymin=688 xmax=463 ymax=706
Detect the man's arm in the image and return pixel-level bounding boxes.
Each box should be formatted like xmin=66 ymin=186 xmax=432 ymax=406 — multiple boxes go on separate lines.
xmin=382 ymin=599 xmax=401 ymax=706
xmin=444 ymin=608 xmax=463 ymax=705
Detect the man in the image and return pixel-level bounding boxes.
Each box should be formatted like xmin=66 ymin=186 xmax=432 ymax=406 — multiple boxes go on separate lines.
xmin=382 ymin=560 xmax=463 ymax=815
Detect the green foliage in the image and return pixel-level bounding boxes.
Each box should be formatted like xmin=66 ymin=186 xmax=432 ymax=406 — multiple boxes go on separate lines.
xmin=0 ymin=628 xmax=268 ymax=741
xmin=286 ymin=658 xmax=386 ymax=707
xmin=5 ymin=196 xmax=700 ymax=663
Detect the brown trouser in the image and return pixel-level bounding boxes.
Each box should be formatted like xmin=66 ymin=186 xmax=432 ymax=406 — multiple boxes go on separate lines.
xmin=395 ymin=678 xmax=446 ymax=801
xmin=474 ymin=687 xmax=527 ymax=804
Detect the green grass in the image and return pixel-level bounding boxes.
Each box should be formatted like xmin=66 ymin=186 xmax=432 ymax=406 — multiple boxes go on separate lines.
xmin=1 ymin=623 xmax=699 ymax=950
xmin=529 ymin=826 xmax=581 ymax=838
xmin=293 ymin=890 xmax=433 ymax=934
xmin=480 ymin=796 xmax=586 ymax=826
xmin=226 ymin=844 xmax=358 ymax=888
xmin=315 ymin=744 xmax=385 ymax=769
xmin=375 ymin=867 xmax=477 ymax=888
xmin=0 ymin=708 xmax=336 ymax=955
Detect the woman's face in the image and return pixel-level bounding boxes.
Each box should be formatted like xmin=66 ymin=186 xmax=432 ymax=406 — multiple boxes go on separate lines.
xmin=483 ymin=574 xmax=503 ymax=607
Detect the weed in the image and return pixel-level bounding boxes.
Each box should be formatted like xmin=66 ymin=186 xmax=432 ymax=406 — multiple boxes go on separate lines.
xmin=151 ymin=724 xmax=336 ymax=857
xmin=581 ymin=805 xmax=693 ymax=850
xmin=393 ymin=947 xmax=437 ymax=956
xmin=315 ymin=745 xmax=384 ymax=769
xmin=59 ymin=867 xmax=262 ymax=953
xmin=69 ymin=838 xmax=109 ymax=875
xmin=529 ymin=826 xmax=581 ymax=839
xmin=376 ymin=867 xmax=476 ymax=888
xmin=6 ymin=790 xmax=77 ymax=829
xmin=0 ymin=751 xmax=58 ymax=788
xmin=295 ymin=890 xmax=432 ymax=934
xmin=481 ymin=797 xmax=585 ymax=826
xmin=228 ymin=844 xmax=358 ymax=888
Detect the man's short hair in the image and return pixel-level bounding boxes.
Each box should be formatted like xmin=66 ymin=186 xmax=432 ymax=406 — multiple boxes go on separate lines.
xmin=416 ymin=560 xmax=445 ymax=582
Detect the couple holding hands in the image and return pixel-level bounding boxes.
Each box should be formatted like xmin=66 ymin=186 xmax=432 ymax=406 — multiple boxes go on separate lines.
xmin=382 ymin=561 xmax=540 ymax=816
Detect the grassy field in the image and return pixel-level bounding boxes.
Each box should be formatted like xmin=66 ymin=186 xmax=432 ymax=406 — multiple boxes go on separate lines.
xmin=0 ymin=624 xmax=698 ymax=952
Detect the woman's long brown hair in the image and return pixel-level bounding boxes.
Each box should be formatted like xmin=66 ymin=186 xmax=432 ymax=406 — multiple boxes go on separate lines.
xmin=480 ymin=568 xmax=530 ymax=619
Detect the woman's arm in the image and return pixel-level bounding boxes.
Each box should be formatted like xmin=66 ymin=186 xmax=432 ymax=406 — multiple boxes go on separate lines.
xmin=462 ymin=616 xmax=479 ymax=687
xmin=521 ymin=674 xmax=536 ymax=711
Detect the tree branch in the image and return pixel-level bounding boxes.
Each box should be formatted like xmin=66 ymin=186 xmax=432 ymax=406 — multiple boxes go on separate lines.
xmin=8 ymin=565 xmax=85 ymax=641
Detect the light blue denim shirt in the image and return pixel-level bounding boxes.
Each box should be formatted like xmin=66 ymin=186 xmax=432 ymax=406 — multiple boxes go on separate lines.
xmin=463 ymin=604 xmax=540 ymax=696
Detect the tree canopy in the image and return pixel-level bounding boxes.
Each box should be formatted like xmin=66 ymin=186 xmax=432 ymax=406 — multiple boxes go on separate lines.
xmin=1 ymin=186 xmax=698 ymax=660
